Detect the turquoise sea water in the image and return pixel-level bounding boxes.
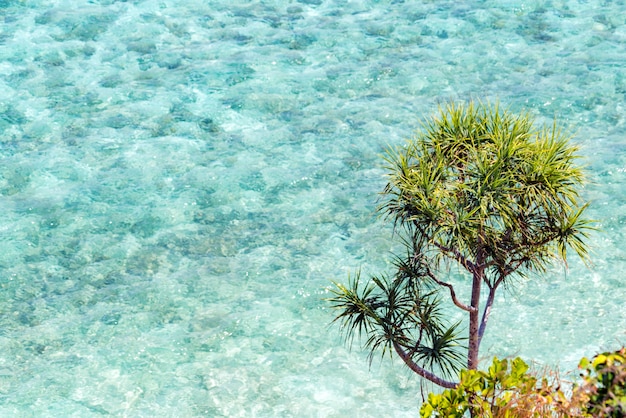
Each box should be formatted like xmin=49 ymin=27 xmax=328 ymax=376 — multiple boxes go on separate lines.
xmin=1 ymin=0 xmax=625 ymax=416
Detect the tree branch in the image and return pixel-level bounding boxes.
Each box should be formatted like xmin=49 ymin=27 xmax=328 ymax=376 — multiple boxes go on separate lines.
xmin=426 ymin=270 xmax=475 ymax=313
xmin=477 ymin=275 xmax=505 ymax=348
xmin=477 ymin=288 xmax=495 ymax=348
xmin=480 ymin=230 xmax=561 ymax=272
xmin=431 ymin=239 xmax=477 ymax=273
xmin=481 ymin=253 xmax=533 ymax=284
xmin=393 ymin=341 xmax=458 ymax=389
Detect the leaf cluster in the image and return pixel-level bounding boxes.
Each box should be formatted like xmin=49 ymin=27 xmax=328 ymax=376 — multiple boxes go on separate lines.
xmin=382 ymin=101 xmax=593 ymax=283
xmin=328 ymin=264 xmax=465 ymax=379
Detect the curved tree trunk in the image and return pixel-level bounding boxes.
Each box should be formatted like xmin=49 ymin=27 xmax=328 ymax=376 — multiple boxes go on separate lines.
xmin=393 ymin=342 xmax=458 ymax=389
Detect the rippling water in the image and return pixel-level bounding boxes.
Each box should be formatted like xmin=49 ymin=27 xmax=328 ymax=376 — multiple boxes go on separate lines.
xmin=0 ymin=0 xmax=625 ymax=416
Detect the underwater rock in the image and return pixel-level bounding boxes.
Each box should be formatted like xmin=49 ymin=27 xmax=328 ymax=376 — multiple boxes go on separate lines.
xmin=198 ymin=118 xmax=220 ymax=133
xmin=288 ymin=33 xmax=317 ymax=50
xmin=239 ymin=172 xmax=266 ymax=192
xmin=127 ymin=40 xmax=157 ymax=55
xmin=1 ymin=104 xmax=27 ymax=125
xmin=99 ymin=74 xmax=124 ymax=88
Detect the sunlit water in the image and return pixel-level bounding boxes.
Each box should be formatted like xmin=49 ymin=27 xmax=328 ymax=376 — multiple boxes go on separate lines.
xmin=0 ymin=0 xmax=625 ymax=416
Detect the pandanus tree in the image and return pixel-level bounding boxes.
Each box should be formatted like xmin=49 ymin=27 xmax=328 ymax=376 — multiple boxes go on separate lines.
xmin=329 ymin=101 xmax=593 ymax=389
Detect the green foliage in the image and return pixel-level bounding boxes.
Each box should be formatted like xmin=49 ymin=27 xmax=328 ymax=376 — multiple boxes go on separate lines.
xmin=420 ymin=348 xmax=626 ymax=418
xmin=382 ymin=101 xmax=592 ymax=274
xmin=577 ymin=347 xmax=626 ymax=417
xmin=420 ymin=356 xmax=579 ymax=417
xmin=329 ymin=101 xmax=593 ymax=388
xmin=329 ymin=271 xmax=466 ymax=380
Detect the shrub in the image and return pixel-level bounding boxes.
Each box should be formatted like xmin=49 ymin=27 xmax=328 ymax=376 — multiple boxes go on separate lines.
xmin=421 ymin=348 xmax=626 ymax=417
xmin=421 ymin=356 xmax=579 ymax=417
xmin=577 ymin=347 xmax=626 ymax=417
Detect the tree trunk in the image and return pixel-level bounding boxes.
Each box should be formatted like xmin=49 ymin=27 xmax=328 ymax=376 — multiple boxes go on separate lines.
xmin=467 ymin=271 xmax=482 ymax=370
xmin=468 ymin=271 xmax=483 ymax=418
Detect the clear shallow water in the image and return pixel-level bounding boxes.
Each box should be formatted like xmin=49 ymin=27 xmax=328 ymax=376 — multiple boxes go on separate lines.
xmin=0 ymin=0 xmax=625 ymax=415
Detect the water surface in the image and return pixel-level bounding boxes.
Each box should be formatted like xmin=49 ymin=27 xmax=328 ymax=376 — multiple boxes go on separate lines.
xmin=0 ymin=0 xmax=625 ymax=416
